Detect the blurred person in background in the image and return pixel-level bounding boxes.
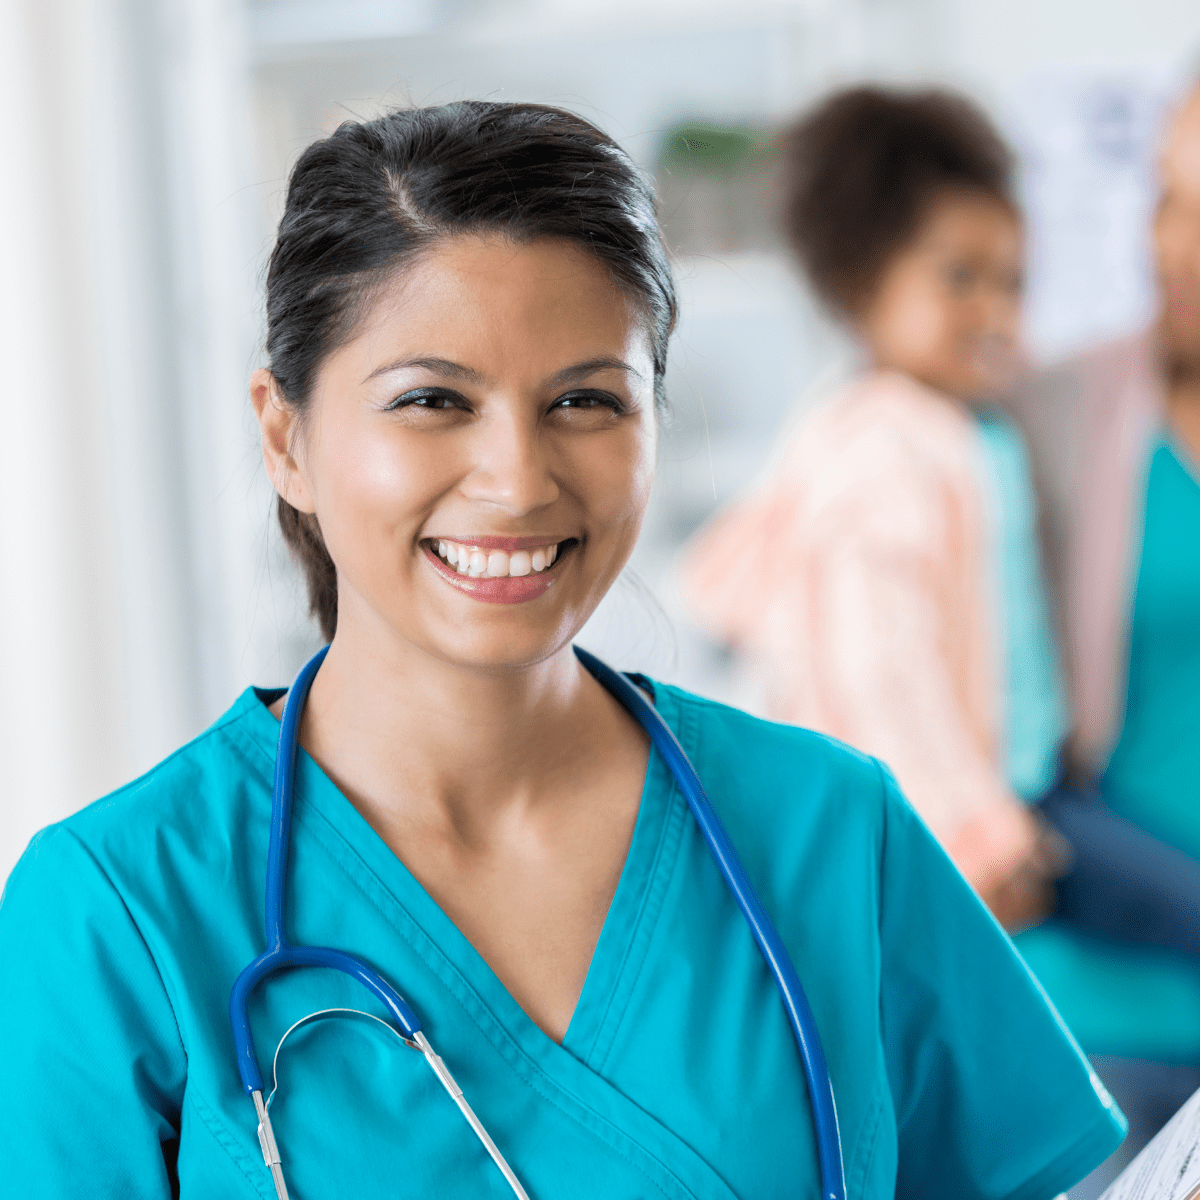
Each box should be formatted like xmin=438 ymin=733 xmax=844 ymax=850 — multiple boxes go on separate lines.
xmin=1006 ymin=78 xmax=1200 ymax=1196
xmin=678 ymin=87 xmax=1068 ymax=931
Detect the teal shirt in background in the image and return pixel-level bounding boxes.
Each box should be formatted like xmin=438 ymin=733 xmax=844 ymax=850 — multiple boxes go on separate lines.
xmin=973 ymin=411 xmax=1070 ymax=801
xmin=1103 ymin=437 xmax=1200 ymax=854
xmin=1019 ymin=435 xmax=1200 ymax=1063
xmin=0 ymin=681 xmax=1121 ymax=1198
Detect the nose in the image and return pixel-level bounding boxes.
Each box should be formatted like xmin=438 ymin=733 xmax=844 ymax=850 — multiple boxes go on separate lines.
xmin=460 ymin=407 xmax=560 ymax=517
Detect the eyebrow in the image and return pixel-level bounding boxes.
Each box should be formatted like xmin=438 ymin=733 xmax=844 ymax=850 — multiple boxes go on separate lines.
xmin=363 ymin=356 xmax=485 ymax=385
xmin=549 ymin=356 xmax=645 ymax=386
xmin=362 ymin=354 xmax=644 ymax=387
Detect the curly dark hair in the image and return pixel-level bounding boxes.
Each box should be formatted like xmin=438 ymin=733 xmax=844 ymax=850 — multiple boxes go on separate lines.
xmin=780 ymin=85 xmax=1017 ymax=317
xmin=264 ymin=101 xmax=676 ymax=642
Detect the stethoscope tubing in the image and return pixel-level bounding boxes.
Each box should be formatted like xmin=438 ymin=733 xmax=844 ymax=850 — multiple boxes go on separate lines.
xmin=574 ymin=647 xmax=845 ymax=1200
xmin=229 ymin=645 xmax=423 ymax=1098
xmin=228 ymin=643 xmax=846 ymax=1200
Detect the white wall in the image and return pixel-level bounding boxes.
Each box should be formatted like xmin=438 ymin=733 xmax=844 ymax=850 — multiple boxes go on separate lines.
xmin=1 ymin=0 xmax=126 ymax=870
xmin=0 ymin=0 xmax=276 ymax=881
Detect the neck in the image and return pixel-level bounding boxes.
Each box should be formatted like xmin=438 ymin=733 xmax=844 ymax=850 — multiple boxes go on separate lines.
xmin=297 ymin=609 xmax=615 ymax=842
xmin=1161 ymin=341 xmax=1200 ymax=464
xmin=1166 ymin=356 xmax=1200 ymax=393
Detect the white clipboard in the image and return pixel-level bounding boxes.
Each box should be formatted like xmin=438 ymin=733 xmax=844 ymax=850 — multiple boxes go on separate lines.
xmin=1101 ymin=1086 xmax=1200 ymax=1200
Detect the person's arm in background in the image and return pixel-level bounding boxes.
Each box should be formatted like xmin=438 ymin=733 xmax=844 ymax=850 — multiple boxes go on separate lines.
xmin=787 ymin=454 xmax=1060 ymax=926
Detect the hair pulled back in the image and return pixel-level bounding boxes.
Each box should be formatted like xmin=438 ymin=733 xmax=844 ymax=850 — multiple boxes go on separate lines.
xmin=780 ymin=85 xmax=1016 ymax=318
xmin=264 ymin=101 xmax=677 ymax=641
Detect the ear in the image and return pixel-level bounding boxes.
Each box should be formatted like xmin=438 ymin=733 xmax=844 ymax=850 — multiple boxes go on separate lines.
xmin=251 ymin=369 xmax=316 ymax=514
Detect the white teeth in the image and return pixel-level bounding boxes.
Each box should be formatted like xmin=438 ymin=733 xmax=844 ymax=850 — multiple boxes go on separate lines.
xmin=433 ymin=539 xmax=562 ymax=577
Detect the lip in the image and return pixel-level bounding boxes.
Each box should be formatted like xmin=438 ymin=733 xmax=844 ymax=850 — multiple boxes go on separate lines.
xmin=422 ymin=542 xmax=569 ymax=605
xmin=427 ymin=534 xmax=570 ymax=552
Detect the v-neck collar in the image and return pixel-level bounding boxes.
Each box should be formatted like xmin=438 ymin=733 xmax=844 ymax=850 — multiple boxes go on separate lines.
xmin=237 ymin=677 xmax=685 ymax=1068
xmin=231 ymin=678 xmax=742 ymax=1200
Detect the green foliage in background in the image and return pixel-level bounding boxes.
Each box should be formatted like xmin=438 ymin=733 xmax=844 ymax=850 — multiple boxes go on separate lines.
xmin=659 ymin=122 xmax=772 ymax=172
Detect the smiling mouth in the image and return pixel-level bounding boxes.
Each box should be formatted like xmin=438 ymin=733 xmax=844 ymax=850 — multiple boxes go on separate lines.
xmin=421 ymin=537 xmax=579 ymax=605
xmin=426 ymin=537 xmax=576 ymax=578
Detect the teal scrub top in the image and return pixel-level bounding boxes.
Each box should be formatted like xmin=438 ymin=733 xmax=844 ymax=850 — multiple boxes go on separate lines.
xmin=1019 ymin=435 xmax=1200 ymax=1062
xmin=974 ymin=411 xmax=1070 ymax=801
xmin=0 ymin=679 xmax=1123 ymax=1198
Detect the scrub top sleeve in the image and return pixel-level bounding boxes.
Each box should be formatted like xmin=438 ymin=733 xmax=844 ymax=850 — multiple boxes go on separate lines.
xmin=0 ymin=825 xmax=188 ymax=1198
xmin=875 ymin=764 xmax=1125 ymax=1200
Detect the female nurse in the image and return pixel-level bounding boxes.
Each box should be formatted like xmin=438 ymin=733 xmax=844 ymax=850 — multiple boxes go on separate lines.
xmin=0 ymin=101 xmax=1124 ymax=1199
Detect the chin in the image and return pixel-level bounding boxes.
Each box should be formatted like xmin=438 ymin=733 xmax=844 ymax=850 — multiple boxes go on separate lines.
xmin=418 ymin=610 xmax=584 ymax=675
xmin=434 ymin=639 xmax=575 ymax=676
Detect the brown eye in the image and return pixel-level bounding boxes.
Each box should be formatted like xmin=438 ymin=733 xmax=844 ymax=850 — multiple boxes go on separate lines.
xmin=551 ymin=390 xmax=624 ymax=413
xmin=385 ymin=387 xmax=465 ymax=411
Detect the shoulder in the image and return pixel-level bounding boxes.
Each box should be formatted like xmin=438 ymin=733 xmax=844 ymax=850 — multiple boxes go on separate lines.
xmin=790 ymin=372 xmax=978 ymax=511
xmin=653 ymin=682 xmax=894 ymax=849
xmin=661 ymin=682 xmax=881 ymax=778
xmin=17 ymin=688 xmax=277 ymax=894
xmin=822 ymin=371 xmax=974 ymax=455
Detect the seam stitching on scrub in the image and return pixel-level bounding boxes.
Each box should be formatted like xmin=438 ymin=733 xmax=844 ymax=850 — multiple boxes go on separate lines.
xmin=294 ymin=800 xmax=706 ymax=1200
xmin=844 ymin=1072 xmax=886 ymax=1198
xmin=590 ymin=789 xmax=685 ymax=1074
xmin=56 ymin=827 xmax=189 ymax=1060
xmin=590 ymin=694 xmax=693 ymax=1075
xmin=587 ymin=685 xmax=687 ymax=1059
xmin=872 ymin=758 xmax=891 ymax=975
xmin=185 ymin=1087 xmax=274 ymax=1198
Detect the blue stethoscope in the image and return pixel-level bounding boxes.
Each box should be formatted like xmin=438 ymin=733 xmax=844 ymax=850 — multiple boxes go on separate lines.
xmin=230 ymin=644 xmax=845 ymax=1200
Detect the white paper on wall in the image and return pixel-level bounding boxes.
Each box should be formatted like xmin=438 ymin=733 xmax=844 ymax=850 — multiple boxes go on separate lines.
xmin=1007 ymin=69 xmax=1180 ymax=361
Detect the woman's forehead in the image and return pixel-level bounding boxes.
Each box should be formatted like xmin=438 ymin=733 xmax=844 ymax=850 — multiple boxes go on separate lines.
xmin=334 ymin=236 xmax=655 ymax=385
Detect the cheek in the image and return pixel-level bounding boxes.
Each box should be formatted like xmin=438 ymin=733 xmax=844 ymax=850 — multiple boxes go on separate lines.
xmin=877 ymin=283 xmax=953 ymax=359
xmin=309 ymin=420 xmax=449 ymax=561
xmin=573 ymin=420 xmax=656 ymax=544
xmin=1159 ymin=215 xmax=1200 ymax=276
xmin=995 ymin=298 xmax=1023 ymax=340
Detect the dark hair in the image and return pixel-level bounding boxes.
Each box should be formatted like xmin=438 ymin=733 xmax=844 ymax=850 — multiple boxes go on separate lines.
xmin=780 ymin=85 xmax=1016 ymax=317
xmin=265 ymin=101 xmax=677 ymax=641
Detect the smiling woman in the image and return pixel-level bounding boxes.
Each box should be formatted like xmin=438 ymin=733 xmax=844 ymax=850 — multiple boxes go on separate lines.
xmin=0 ymin=101 xmax=1125 ymax=1200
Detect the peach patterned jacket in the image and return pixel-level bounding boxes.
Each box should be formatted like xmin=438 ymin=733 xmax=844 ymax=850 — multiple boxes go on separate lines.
xmin=677 ymin=369 xmax=1037 ymax=892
